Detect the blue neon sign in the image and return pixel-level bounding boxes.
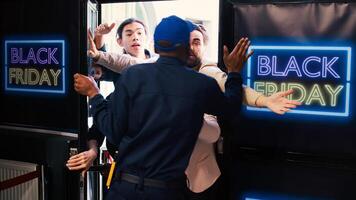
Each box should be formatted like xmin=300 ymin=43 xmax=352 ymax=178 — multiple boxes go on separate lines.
xmin=246 ymin=45 xmax=352 ymax=117
xmin=4 ymin=39 xmax=66 ymax=94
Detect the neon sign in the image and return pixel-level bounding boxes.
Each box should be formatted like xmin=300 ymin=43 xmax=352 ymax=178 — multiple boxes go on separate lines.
xmin=4 ymin=39 xmax=66 ymax=94
xmin=246 ymin=45 xmax=352 ymax=117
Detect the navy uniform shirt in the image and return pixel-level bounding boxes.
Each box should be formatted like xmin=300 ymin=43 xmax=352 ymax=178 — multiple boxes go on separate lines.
xmin=87 ymin=49 xmax=154 ymax=156
xmin=90 ymin=56 xmax=242 ymax=181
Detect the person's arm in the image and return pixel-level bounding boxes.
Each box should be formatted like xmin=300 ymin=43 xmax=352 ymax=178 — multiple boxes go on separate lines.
xmin=198 ymin=64 xmax=227 ymax=92
xmin=87 ymin=124 xmax=106 ymax=146
xmin=66 ymin=140 xmax=98 ymax=177
xmin=255 ymin=89 xmax=302 ymax=114
xmin=204 ymin=72 xmax=243 ymax=119
xmin=73 ymin=73 xmax=128 ymax=145
xmin=87 ymin=29 xmax=158 ymax=73
xmin=200 ymin=65 xmax=301 ymax=114
xmin=66 ymin=124 xmax=107 ymax=176
xmin=240 ymin=80 xmax=302 ymax=113
xmin=198 ymin=114 xmax=221 ymax=144
xmin=202 ymin=38 xmax=249 ymax=118
xmin=93 ymin=23 xmax=116 ymax=50
xmin=90 ymin=79 xmax=129 ymax=146
xmin=199 ymin=65 xmax=263 ymax=106
xmin=90 ymin=27 xmax=116 ymax=81
xmin=94 ymin=51 xmax=158 ymax=73
xmin=242 ymin=86 xmax=263 ymax=106
xmin=202 ymin=40 xmax=301 ymax=114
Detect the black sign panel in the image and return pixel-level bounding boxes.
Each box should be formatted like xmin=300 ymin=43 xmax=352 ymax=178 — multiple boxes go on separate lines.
xmin=0 ymin=0 xmax=85 ymax=134
xmin=221 ymin=1 xmax=356 ymax=158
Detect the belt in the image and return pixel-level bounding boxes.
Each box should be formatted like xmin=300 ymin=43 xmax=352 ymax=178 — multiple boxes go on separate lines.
xmin=115 ymin=172 xmax=185 ymax=189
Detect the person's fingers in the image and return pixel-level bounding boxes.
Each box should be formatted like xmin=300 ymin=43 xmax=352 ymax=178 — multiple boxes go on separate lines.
xmin=233 ymin=37 xmax=246 ymax=55
xmin=77 ymin=79 xmax=83 ymax=84
xmin=243 ymin=40 xmax=251 ymax=57
xmin=68 ymin=164 xmax=86 ymax=171
xmin=281 ymin=108 xmax=291 ymax=113
xmin=67 ymin=159 xmax=77 ymax=165
xmin=66 ymin=160 xmax=82 ymax=167
xmin=96 ymin=23 xmax=106 ymax=32
xmin=279 ymin=89 xmax=294 ymax=97
xmin=74 ymin=84 xmax=85 ymax=91
xmin=73 ymin=73 xmax=81 ymax=79
xmin=239 ymin=40 xmax=250 ymax=61
xmin=67 ymin=155 xmax=91 ymax=171
xmin=283 ymin=104 xmax=297 ymax=109
xmin=236 ymin=38 xmax=249 ymax=57
xmin=109 ymin=22 xmax=116 ymax=30
xmin=223 ymin=45 xmax=229 ymax=60
xmin=74 ymin=83 xmax=81 ymax=89
xmin=74 ymin=77 xmax=82 ymax=84
xmin=67 ymin=154 xmax=84 ymax=163
xmin=287 ymin=100 xmax=302 ymax=105
xmin=68 ymin=155 xmax=77 ymax=160
xmin=74 ymin=86 xmax=81 ymax=92
xmin=67 ymin=162 xmax=81 ymax=169
xmin=235 ymin=39 xmax=246 ymax=58
xmin=68 ymin=151 xmax=87 ymax=161
xmin=244 ymin=49 xmax=254 ymax=62
xmin=87 ymin=50 xmax=95 ymax=58
xmin=231 ymin=37 xmax=245 ymax=56
xmin=74 ymin=77 xmax=82 ymax=83
xmin=94 ymin=26 xmax=100 ymax=32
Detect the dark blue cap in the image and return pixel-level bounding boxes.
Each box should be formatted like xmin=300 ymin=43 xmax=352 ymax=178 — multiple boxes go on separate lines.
xmin=154 ymin=15 xmax=197 ymax=52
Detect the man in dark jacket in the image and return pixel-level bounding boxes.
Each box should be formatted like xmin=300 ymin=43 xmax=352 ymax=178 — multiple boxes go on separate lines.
xmin=74 ymin=15 xmax=248 ymax=200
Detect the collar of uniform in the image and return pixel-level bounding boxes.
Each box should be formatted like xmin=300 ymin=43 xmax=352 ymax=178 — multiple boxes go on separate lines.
xmin=156 ymin=56 xmax=185 ymax=66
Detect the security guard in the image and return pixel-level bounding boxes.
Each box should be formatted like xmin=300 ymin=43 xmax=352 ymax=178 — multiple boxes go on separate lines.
xmin=74 ymin=15 xmax=248 ymax=199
